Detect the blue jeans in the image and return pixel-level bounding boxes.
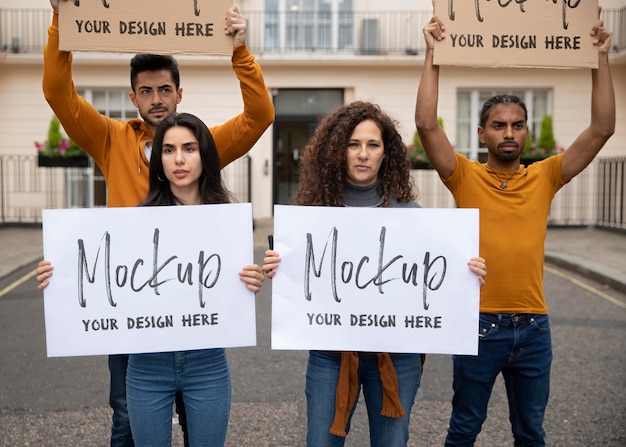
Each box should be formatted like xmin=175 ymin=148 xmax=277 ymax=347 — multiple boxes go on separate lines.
xmin=306 ymin=350 xmax=422 ymax=447
xmin=126 ymin=349 xmax=231 ymax=447
xmin=109 ymin=354 xmax=189 ymax=447
xmin=445 ymin=313 xmax=552 ymax=447
xmin=109 ymin=354 xmax=134 ymax=447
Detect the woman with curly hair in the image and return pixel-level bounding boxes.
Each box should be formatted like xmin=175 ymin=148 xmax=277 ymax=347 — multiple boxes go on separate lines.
xmin=263 ymin=101 xmax=486 ymax=446
xmin=292 ymin=100 xmax=415 ymax=208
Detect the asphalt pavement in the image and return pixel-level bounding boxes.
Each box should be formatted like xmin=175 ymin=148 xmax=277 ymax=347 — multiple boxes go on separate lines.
xmin=0 ymin=220 xmax=625 ymax=446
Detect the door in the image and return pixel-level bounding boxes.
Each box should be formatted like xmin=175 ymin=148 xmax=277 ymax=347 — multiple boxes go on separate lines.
xmin=274 ymin=120 xmax=316 ymax=205
xmin=272 ymin=89 xmax=344 ymax=206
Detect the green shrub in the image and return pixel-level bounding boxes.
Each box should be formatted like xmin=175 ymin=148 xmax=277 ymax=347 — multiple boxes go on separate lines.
xmin=406 ymin=117 xmax=444 ymax=169
xmin=521 ymin=114 xmax=563 ymax=160
xmin=35 ymin=115 xmax=84 ymax=158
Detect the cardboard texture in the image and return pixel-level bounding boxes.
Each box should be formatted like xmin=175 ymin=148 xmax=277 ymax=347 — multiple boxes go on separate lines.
xmin=433 ymin=0 xmax=599 ymax=69
xmin=59 ymin=0 xmax=234 ymax=56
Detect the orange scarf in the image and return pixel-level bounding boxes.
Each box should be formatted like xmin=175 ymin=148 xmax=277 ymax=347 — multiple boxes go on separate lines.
xmin=329 ymin=352 xmax=405 ymax=437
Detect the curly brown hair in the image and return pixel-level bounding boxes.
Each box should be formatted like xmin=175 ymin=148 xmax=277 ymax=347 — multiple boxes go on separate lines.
xmin=292 ymin=101 xmax=416 ymax=206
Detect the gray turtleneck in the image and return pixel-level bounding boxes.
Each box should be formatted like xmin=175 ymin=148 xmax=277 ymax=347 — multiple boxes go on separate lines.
xmin=343 ymin=181 xmax=420 ymax=208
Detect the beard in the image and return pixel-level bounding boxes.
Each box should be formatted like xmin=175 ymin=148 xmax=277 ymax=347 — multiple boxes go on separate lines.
xmin=495 ymin=151 xmax=520 ymax=162
xmin=491 ymin=141 xmax=522 ymax=162
xmin=140 ymin=106 xmax=174 ymax=129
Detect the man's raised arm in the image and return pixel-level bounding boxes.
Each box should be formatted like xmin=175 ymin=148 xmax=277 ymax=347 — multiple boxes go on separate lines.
xmin=561 ymin=15 xmax=615 ymax=182
xmin=414 ymin=16 xmax=456 ymax=179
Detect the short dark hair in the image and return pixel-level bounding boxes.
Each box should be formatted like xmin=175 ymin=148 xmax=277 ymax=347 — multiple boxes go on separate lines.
xmin=479 ymin=94 xmax=528 ymax=128
xmin=130 ymin=54 xmax=180 ymax=91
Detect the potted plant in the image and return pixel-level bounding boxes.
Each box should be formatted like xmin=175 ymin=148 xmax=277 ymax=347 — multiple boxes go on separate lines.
xmin=35 ymin=115 xmax=89 ymax=168
xmin=520 ymin=115 xmax=564 ymax=166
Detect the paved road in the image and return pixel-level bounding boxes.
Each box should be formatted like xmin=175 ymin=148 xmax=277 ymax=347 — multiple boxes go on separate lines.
xmin=0 ymin=250 xmax=625 ymax=446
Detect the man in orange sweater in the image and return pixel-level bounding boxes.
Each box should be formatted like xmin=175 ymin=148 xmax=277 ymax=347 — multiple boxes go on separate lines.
xmin=43 ymin=1 xmax=274 ymax=446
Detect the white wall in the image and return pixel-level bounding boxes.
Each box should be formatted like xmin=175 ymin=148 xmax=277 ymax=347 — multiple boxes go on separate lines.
xmin=3 ymin=59 xmax=623 ymax=220
xmin=2 ymin=0 xmax=625 ymax=222
xmin=0 ymin=64 xmax=51 ymax=156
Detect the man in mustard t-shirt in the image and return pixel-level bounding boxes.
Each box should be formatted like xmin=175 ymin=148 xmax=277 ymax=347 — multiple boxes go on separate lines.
xmin=414 ymin=14 xmax=615 ymax=447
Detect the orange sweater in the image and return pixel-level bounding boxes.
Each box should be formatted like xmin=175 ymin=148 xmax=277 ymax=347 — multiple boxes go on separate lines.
xmin=43 ymin=13 xmax=274 ymax=208
xmin=444 ymin=152 xmax=566 ymax=314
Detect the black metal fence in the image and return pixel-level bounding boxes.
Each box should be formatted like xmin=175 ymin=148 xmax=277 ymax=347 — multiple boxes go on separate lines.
xmin=412 ymin=158 xmax=626 ymax=231
xmin=597 ymin=158 xmax=626 ymax=230
xmin=0 ymin=154 xmax=64 ymax=224
xmin=2 ymin=154 xmax=624 ymax=231
xmin=0 ymin=154 xmax=251 ymax=224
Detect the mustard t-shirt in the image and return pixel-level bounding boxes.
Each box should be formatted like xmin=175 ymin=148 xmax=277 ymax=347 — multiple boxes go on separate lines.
xmin=443 ymin=152 xmax=566 ymax=314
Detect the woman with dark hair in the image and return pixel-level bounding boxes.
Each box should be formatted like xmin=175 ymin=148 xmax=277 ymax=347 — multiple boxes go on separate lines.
xmin=141 ymin=112 xmax=234 ymax=207
xmin=37 ymin=112 xmax=264 ymax=447
xmin=263 ymin=101 xmax=486 ymax=446
xmin=124 ymin=112 xmax=264 ymax=447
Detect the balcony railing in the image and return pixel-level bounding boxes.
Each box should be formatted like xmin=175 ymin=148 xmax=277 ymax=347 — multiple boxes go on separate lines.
xmin=0 ymin=9 xmax=50 ymax=54
xmin=244 ymin=10 xmax=432 ymax=56
xmin=1 ymin=8 xmax=625 ymax=57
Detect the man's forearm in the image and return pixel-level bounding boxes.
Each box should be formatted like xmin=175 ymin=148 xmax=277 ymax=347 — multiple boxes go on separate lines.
xmin=589 ymin=52 xmax=615 ymax=140
xmin=415 ymin=47 xmax=441 ymax=131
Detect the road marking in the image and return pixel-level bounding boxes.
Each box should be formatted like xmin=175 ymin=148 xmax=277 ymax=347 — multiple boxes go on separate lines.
xmin=545 ymin=265 xmax=626 ymax=308
xmin=0 ymin=268 xmax=38 ymax=298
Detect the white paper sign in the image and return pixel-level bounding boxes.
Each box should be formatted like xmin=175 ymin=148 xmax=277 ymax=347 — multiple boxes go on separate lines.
xmin=42 ymin=204 xmax=256 ymax=357
xmin=271 ymin=205 xmax=479 ymax=355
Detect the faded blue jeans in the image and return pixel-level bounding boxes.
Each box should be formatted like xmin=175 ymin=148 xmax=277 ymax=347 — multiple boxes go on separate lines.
xmin=126 ymin=348 xmax=231 ymax=447
xmin=445 ymin=313 xmax=552 ymax=447
xmin=305 ymin=350 xmax=422 ymax=447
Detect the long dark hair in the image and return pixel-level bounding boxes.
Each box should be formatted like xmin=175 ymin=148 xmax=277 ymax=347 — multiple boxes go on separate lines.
xmin=141 ymin=113 xmax=234 ymax=206
xmin=293 ymin=101 xmax=416 ymax=206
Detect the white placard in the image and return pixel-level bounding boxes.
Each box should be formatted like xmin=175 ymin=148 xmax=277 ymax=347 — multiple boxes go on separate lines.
xmin=42 ymin=204 xmax=256 ymax=357
xmin=271 ymin=205 xmax=479 ymax=355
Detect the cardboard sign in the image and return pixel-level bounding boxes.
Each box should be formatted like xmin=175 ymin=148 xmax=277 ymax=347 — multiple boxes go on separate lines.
xmin=271 ymin=205 xmax=480 ymax=355
xmin=433 ymin=0 xmax=599 ymax=69
xmin=59 ymin=0 xmax=234 ymax=56
xmin=42 ymin=204 xmax=256 ymax=357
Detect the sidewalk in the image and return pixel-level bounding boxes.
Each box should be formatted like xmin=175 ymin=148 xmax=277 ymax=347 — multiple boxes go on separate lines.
xmin=543 ymin=226 xmax=626 ymax=293
xmin=1 ymin=222 xmax=625 ymax=294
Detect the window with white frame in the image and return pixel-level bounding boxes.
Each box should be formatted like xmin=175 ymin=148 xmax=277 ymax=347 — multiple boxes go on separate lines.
xmin=86 ymin=89 xmax=139 ymax=120
xmin=264 ymin=0 xmax=353 ymax=53
xmin=456 ymin=89 xmax=551 ymax=161
xmin=72 ymin=89 xmax=139 ymax=207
